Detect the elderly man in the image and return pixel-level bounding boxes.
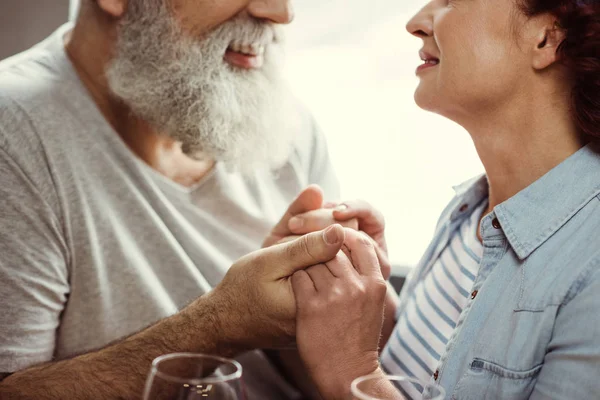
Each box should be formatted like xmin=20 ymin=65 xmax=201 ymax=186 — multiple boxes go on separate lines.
xmin=0 ymin=0 xmax=397 ymax=398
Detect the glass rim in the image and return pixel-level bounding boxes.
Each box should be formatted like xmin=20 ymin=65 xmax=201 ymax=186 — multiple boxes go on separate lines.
xmin=351 ymin=374 xmax=445 ymax=400
xmin=150 ymin=353 xmax=242 ymax=385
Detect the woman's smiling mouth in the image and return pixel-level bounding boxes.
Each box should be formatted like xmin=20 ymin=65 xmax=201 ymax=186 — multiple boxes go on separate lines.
xmin=416 ymin=50 xmax=440 ymax=74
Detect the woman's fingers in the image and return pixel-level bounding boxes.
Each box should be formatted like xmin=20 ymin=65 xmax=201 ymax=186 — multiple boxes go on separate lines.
xmin=343 ymin=229 xmax=382 ymax=278
xmin=332 ymin=200 xmax=386 ymax=238
xmin=305 ymin=263 xmax=336 ymax=292
xmin=289 ymin=209 xmax=359 ymax=234
xmin=291 ymin=269 xmax=317 ymax=298
xmin=325 ymin=250 xmax=360 ymax=279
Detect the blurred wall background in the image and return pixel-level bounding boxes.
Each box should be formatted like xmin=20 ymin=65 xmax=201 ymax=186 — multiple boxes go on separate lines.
xmin=0 ymin=0 xmax=69 ymax=60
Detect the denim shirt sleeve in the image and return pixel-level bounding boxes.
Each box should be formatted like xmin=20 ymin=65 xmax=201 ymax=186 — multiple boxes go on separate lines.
xmin=531 ymin=259 xmax=600 ymax=399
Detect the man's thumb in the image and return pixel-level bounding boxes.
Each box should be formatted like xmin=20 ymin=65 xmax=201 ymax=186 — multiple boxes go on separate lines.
xmin=271 ymin=224 xmax=345 ymax=278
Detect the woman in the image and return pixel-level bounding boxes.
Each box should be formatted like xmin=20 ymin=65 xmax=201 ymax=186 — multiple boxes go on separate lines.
xmin=282 ymin=0 xmax=600 ymax=398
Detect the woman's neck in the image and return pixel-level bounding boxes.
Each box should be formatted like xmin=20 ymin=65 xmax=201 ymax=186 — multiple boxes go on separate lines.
xmin=465 ymin=91 xmax=585 ymax=214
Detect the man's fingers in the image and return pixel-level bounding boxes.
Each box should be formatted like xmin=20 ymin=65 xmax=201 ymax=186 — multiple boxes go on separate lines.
xmin=343 ymin=229 xmax=382 ymax=277
xmin=268 ymin=225 xmax=345 ymax=279
xmin=289 ymin=209 xmax=359 ymax=234
xmin=268 ymin=185 xmax=324 ymax=240
xmin=276 ymin=235 xmax=301 ymax=245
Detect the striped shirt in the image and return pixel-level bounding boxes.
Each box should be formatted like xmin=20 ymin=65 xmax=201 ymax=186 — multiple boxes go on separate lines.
xmin=381 ymin=201 xmax=486 ymax=399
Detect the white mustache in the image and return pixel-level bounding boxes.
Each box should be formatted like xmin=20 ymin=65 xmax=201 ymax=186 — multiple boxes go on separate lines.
xmin=214 ymin=16 xmax=284 ymax=49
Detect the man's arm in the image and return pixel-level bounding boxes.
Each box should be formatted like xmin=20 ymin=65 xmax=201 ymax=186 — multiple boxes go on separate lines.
xmin=0 ymin=224 xmax=345 ymax=400
xmin=0 ymin=294 xmax=226 ymax=399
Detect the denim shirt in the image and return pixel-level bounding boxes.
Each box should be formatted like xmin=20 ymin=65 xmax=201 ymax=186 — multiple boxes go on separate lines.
xmin=388 ymin=143 xmax=600 ymax=399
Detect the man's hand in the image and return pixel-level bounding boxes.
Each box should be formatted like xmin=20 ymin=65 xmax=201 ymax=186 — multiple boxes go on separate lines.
xmin=288 ymin=199 xmax=390 ymax=280
xmin=209 ymin=224 xmax=346 ymax=350
xmin=0 ymin=226 xmax=346 ymax=400
xmin=292 ymin=229 xmax=388 ymax=400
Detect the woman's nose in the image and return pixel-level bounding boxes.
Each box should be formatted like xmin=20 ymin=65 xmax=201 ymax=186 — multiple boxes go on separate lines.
xmin=406 ymin=2 xmax=435 ymax=38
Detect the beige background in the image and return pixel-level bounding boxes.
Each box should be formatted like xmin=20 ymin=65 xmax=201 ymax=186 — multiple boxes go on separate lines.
xmin=0 ymin=0 xmax=69 ymax=60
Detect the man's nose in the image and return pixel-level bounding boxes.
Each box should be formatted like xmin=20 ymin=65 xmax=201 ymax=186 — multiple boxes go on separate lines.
xmin=247 ymin=0 xmax=294 ymax=25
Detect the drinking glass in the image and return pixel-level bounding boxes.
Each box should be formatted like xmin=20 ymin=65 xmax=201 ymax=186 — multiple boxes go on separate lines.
xmin=351 ymin=374 xmax=445 ymax=400
xmin=143 ymin=353 xmax=245 ymax=400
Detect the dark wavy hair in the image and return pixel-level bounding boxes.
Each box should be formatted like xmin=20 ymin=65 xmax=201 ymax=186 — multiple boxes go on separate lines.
xmin=519 ymin=0 xmax=600 ymax=141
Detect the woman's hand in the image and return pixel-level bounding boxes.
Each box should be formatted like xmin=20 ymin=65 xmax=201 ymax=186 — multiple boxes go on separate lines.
xmin=212 ymin=225 xmax=346 ymax=349
xmin=292 ymin=228 xmax=388 ymax=400
xmin=262 ymin=185 xmax=359 ymax=248
xmin=288 ymin=199 xmax=390 ymax=280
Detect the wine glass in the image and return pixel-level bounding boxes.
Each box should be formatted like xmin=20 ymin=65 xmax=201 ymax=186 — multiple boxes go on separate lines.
xmin=143 ymin=353 xmax=246 ymax=400
xmin=351 ymin=374 xmax=445 ymax=400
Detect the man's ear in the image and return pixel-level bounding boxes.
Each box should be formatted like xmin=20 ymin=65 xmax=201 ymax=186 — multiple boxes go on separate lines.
xmin=532 ymin=18 xmax=566 ymax=70
xmin=97 ymin=0 xmax=127 ymax=18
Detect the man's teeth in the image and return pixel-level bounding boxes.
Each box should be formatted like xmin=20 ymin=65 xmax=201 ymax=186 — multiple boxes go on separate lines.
xmin=423 ymin=59 xmax=439 ymax=65
xmin=229 ymin=43 xmax=266 ymax=56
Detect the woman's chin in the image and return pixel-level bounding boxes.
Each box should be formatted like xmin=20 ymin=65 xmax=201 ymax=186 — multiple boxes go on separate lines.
xmin=413 ymin=87 xmax=463 ymax=124
xmin=413 ymin=86 xmax=439 ymax=112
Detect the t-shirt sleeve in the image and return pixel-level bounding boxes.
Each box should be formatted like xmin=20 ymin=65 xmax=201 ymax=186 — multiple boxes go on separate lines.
xmin=0 ymin=146 xmax=70 ymax=373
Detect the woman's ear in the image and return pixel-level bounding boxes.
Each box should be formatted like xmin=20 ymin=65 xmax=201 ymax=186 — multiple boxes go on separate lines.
xmin=532 ymin=19 xmax=566 ymax=70
xmin=96 ymin=0 xmax=127 ymax=18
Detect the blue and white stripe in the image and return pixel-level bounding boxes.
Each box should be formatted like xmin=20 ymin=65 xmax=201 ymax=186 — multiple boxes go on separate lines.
xmin=381 ymin=202 xmax=486 ymax=399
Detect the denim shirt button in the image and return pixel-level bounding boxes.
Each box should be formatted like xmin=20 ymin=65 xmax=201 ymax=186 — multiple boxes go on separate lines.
xmin=471 ymin=290 xmax=479 ymax=300
xmin=459 ymin=204 xmax=469 ymax=212
xmin=492 ymin=218 xmax=501 ymax=229
xmin=433 ymin=369 xmax=439 ymax=381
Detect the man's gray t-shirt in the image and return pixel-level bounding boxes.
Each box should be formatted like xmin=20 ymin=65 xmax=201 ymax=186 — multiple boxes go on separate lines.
xmin=0 ymin=24 xmax=339 ymax=398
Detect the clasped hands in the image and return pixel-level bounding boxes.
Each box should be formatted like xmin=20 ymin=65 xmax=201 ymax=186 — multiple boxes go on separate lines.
xmin=208 ymin=185 xmax=391 ymax=397
xmin=263 ymin=184 xmax=391 ymax=281
xmin=264 ymin=185 xmax=391 ymax=397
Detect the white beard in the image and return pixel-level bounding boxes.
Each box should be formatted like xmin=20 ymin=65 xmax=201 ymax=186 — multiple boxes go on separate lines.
xmin=105 ymin=0 xmax=300 ymax=175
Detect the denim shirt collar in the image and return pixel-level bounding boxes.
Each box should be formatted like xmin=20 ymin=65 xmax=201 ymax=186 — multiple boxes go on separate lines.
xmin=452 ymin=143 xmax=600 ymax=260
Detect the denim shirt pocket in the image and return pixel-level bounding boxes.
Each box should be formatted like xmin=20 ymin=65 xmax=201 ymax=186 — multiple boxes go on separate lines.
xmin=451 ymin=358 xmax=543 ymax=400
xmin=449 ymin=270 xmax=559 ymax=400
